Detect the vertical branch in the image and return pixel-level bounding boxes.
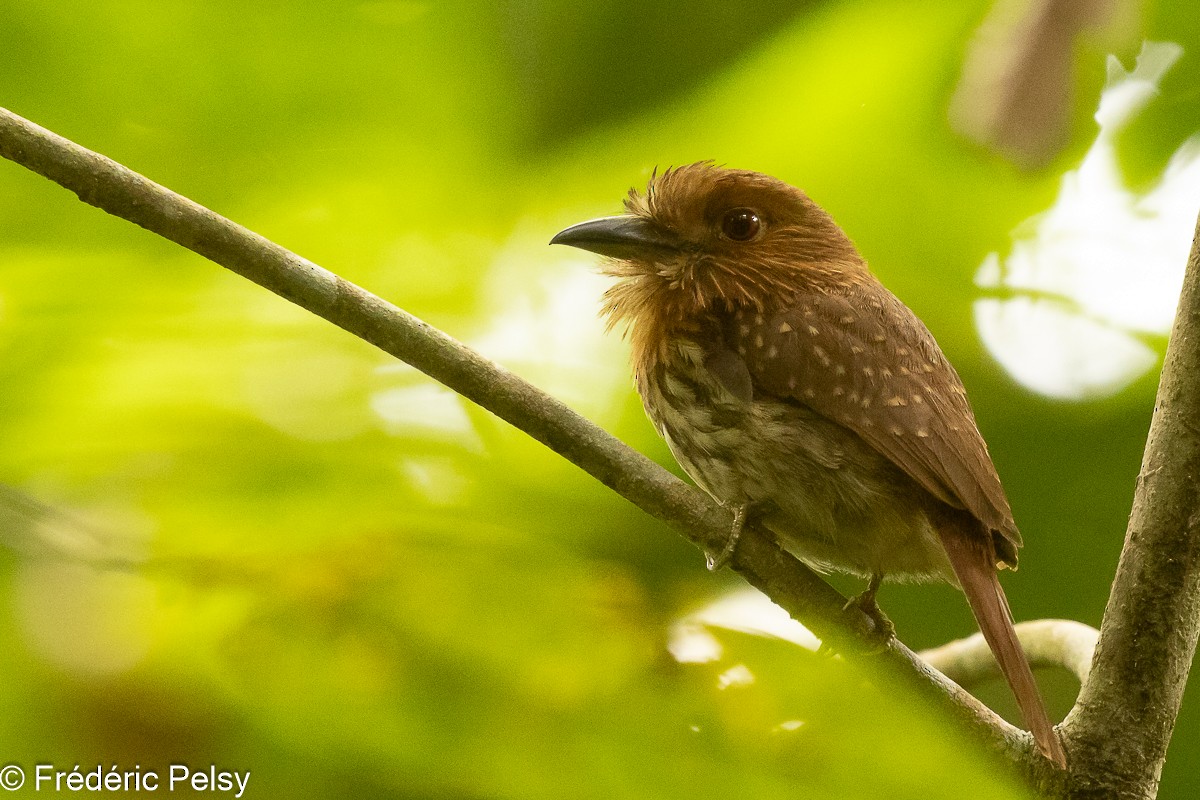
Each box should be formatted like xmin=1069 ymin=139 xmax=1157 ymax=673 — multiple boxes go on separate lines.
xmin=1062 ymin=211 xmax=1200 ymax=799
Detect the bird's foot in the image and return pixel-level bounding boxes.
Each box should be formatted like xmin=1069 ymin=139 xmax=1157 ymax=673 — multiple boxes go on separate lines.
xmin=817 ymin=574 xmax=895 ymax=656
xmin=705 ymin=504 xmax=747 ymax=571
xmin=846 ymin=574 xmax=895 ymax=652
xmin=845 ymin=594 xmax=895 ymax=644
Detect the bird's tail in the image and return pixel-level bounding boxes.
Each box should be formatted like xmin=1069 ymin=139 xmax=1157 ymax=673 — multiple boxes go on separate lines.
xmin=938 ymin=521 xmax=1067 ymax=769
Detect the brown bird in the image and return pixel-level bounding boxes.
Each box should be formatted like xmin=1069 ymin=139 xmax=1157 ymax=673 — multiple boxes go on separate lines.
xmin=551 ymin=162 xmax=1066 ymax=768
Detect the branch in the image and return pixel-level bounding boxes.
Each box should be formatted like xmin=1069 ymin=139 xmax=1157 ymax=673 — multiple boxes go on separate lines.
xmin=1059 ymin=211 xmax=1200 ymax=798
xmin=0 ymin=107 xmax=1041 ymax=774
xmin=922 ymin=620 xmax=1099 ymax=688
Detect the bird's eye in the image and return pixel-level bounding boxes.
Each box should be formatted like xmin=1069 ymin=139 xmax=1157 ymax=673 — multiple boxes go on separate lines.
xmin=721 ymin=208 xmax=761 ymax=241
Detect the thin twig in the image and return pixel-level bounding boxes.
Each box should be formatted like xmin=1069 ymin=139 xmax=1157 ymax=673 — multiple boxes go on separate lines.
xmin=922 ymin=620 xmax=1099 ymax=688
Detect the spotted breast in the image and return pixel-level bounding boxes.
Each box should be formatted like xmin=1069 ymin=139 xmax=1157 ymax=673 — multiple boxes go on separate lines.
xmin=637 ymin=289 xmax=993 ymax=582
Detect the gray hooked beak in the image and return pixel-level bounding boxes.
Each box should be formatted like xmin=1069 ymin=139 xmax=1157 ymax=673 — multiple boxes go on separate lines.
xmin=550 ymin=215 xmax=682 ymax=259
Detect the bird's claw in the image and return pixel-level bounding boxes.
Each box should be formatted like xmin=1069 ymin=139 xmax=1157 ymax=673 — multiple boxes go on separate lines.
xmin=845 ymin=574 xmax=895 ymax=652
xmin=705 ymin=504 xmax=747 ymax=571
xmin=845 ymin=592 xmax=895 ymax=647
xmin=817 ymin=575 xmax=895 ymax=656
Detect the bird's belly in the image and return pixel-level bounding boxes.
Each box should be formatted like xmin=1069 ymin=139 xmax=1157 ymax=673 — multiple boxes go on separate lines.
xmin=646 ymin=372 xmax=952 ymax=582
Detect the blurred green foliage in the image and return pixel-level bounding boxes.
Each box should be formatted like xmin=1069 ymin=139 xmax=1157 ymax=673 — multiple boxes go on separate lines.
xmin=1 ymin=0 xmax=1199 ymax=797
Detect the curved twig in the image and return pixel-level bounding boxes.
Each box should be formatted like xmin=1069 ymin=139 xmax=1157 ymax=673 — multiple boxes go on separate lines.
xmin=922 ymin=620 xmax=1099 ymax=688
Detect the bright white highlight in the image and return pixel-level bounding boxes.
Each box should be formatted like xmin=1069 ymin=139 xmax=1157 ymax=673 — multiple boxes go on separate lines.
xmin=975 ymin=41 xmax=1200 ymax=400
xmin=668 ymin=586 xmax=821 ymax=664
xmin=475 ymin=222 xmax=628 ymax=418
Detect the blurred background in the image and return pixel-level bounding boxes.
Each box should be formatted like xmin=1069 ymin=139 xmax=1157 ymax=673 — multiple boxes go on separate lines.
xmin=1 ymin=0 xmax=1198 ymax=797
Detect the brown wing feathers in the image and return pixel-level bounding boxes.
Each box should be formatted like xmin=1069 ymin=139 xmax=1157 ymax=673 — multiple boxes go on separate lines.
xmin=732 ymin=286 xmax=1065 ymax=765
xmin=731 ymin=287 xmax=1019 ymax=555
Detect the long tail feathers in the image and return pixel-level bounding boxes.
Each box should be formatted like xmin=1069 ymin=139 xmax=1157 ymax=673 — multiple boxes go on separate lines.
xmin=938 ymin=524 xmax=1067 ymax=769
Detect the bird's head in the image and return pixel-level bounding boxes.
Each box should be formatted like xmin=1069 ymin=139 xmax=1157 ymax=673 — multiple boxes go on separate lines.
xmin=551 ymin=162 xmax=868 ymax=336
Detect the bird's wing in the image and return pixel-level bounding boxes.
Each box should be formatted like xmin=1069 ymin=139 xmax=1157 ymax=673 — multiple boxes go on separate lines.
xmin=730 ymin=285 xmax=1020 ymax=557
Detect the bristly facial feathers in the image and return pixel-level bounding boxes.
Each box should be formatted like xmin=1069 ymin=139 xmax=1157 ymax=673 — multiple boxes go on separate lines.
xmin=600 ymin=162 xmax=870 ymax=360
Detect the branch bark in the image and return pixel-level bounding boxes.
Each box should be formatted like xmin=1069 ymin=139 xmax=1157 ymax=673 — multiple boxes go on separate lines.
xmin=1057 ymin=213 xmax=1200 ymax=798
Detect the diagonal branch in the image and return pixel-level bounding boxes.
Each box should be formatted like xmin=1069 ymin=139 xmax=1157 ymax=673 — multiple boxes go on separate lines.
xmin=1060 ymin=211 xmax=1200 ymax=799
xmin=1 ymin=106 xmax=1058 ymax=776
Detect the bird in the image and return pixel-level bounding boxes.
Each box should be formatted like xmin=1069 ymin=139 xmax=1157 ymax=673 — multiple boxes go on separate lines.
xmin=550 ymin=162 xmax=1066 ymax=768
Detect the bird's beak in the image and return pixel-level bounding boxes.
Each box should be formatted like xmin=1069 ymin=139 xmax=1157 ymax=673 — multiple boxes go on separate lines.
xmin=550 ymin=215 xmax=681 ymax=259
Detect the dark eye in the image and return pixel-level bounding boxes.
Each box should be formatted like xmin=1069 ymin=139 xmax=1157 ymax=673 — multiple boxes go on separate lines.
xmin=721 ymin=208 xmax=761 ymax=241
